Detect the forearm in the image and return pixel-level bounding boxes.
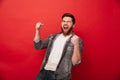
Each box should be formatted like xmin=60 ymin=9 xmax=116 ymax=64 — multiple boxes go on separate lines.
xmin=71 ymin=35 xmax=83 ymax=65
xmin=34 ymin=29 xmax=40 ymax=41
xmin=72 ymin=45 xmax=81 ymax=65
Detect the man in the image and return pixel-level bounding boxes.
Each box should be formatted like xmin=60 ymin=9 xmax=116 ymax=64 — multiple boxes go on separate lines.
xmin=33 ymin=13 xmax=83 ymax=80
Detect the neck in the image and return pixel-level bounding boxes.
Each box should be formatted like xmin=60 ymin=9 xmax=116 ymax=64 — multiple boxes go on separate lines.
xmin=62 ymin=31 xmax=73 ymax=37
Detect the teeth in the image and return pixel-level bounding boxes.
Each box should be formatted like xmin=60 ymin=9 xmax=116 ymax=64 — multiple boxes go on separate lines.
xmin=64 ymin=26 xmax=67 ymax=27
xmin=64 ymin=27 xmax=68 ymax=29
xmin=63 ymin=25 xmax=68 ymax=27
xmin=63 ymin=25 xmax=69 ymax=29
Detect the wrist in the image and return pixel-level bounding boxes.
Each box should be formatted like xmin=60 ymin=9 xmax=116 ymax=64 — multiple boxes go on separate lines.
xmin=36 ymin=29 xmax=40 ymax=32
xmin=74 ymin=44 xmax=79 ymax=47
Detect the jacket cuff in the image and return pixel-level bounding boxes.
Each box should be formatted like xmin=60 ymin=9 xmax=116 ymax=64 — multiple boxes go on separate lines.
xmin=73 ymin=60 xmax=81 ymax=66
xmin=34 ymin=39 xmax=40 ymax=43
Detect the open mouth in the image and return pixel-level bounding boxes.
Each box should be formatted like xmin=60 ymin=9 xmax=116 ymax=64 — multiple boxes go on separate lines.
xmin=64 ymin=27 xmax=68 ymax=30
xmin=63 ymin=25 xmax=69 ymax=30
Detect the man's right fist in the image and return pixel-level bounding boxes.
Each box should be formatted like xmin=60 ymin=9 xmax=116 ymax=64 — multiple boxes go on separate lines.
xmin=35 ymin=22 xmax=44 ymax=30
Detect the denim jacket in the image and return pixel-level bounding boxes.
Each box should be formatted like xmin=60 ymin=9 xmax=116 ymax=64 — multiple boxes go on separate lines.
xmin=34 ymin=33 xmax=83 ymax=79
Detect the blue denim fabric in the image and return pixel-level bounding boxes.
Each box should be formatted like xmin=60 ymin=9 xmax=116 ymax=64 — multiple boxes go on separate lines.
xmin=36 ymin=69 xmax=56 ymax=80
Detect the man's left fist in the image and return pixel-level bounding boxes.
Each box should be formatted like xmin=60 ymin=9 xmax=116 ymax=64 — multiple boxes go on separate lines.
xmin=71 ymin=35 xmax=79 ymax=46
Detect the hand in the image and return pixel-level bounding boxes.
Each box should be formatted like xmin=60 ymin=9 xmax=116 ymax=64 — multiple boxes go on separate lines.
xmin=35 ymin=22 xmax=44 ymax=30
xmin=71 ymin=35 xmax=79 ymax=46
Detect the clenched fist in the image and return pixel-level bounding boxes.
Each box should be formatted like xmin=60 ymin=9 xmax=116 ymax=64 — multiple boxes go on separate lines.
xmin=71 ymin=35 xmax=79 ymax=46
xmin=35 ymin=22 xmax=44 ymax=30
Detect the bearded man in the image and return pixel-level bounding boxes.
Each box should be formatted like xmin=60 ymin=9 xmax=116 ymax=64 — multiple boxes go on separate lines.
xmin=33 ymin=13 xmax=83 ymax=80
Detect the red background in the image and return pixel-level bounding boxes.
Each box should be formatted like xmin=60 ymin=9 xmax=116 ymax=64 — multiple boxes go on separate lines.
xmin=0 ymin=0 xmax=120 ymax=80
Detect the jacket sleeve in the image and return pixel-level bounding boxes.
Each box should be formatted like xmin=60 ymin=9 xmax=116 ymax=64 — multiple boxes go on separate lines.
xmin=33 ymin=35 xmax=51 ymax=50
xmin=79 ymin=38 xmax=84 ymax=53
xmin=78 ymin=38 xmax=84 ymax=65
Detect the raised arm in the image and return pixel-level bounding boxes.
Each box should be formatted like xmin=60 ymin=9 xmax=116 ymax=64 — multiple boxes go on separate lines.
xmin=71 ymin=35 xmax=83 ymax=65
xmin=33 ymin=22 xmax=49 ymax=50
xmin=34 ymin=22 xmax=44 ymax=41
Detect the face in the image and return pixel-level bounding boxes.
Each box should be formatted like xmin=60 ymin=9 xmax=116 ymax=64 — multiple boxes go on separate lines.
xmin=61 ymin=17 xmax=74 ymax=35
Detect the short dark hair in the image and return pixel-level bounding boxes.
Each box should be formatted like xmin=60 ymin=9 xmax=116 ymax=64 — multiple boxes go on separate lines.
xmin=62 ymin=13 xmax=75 ymax=24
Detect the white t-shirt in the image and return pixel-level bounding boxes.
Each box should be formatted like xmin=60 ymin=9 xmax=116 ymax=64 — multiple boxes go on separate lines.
xmin=44 ymin=33 xmax=72 ymax=71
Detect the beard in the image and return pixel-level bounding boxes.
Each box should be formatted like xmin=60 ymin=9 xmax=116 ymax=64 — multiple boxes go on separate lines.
xmin=61 ymin=26 xmax=73 ymax=36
